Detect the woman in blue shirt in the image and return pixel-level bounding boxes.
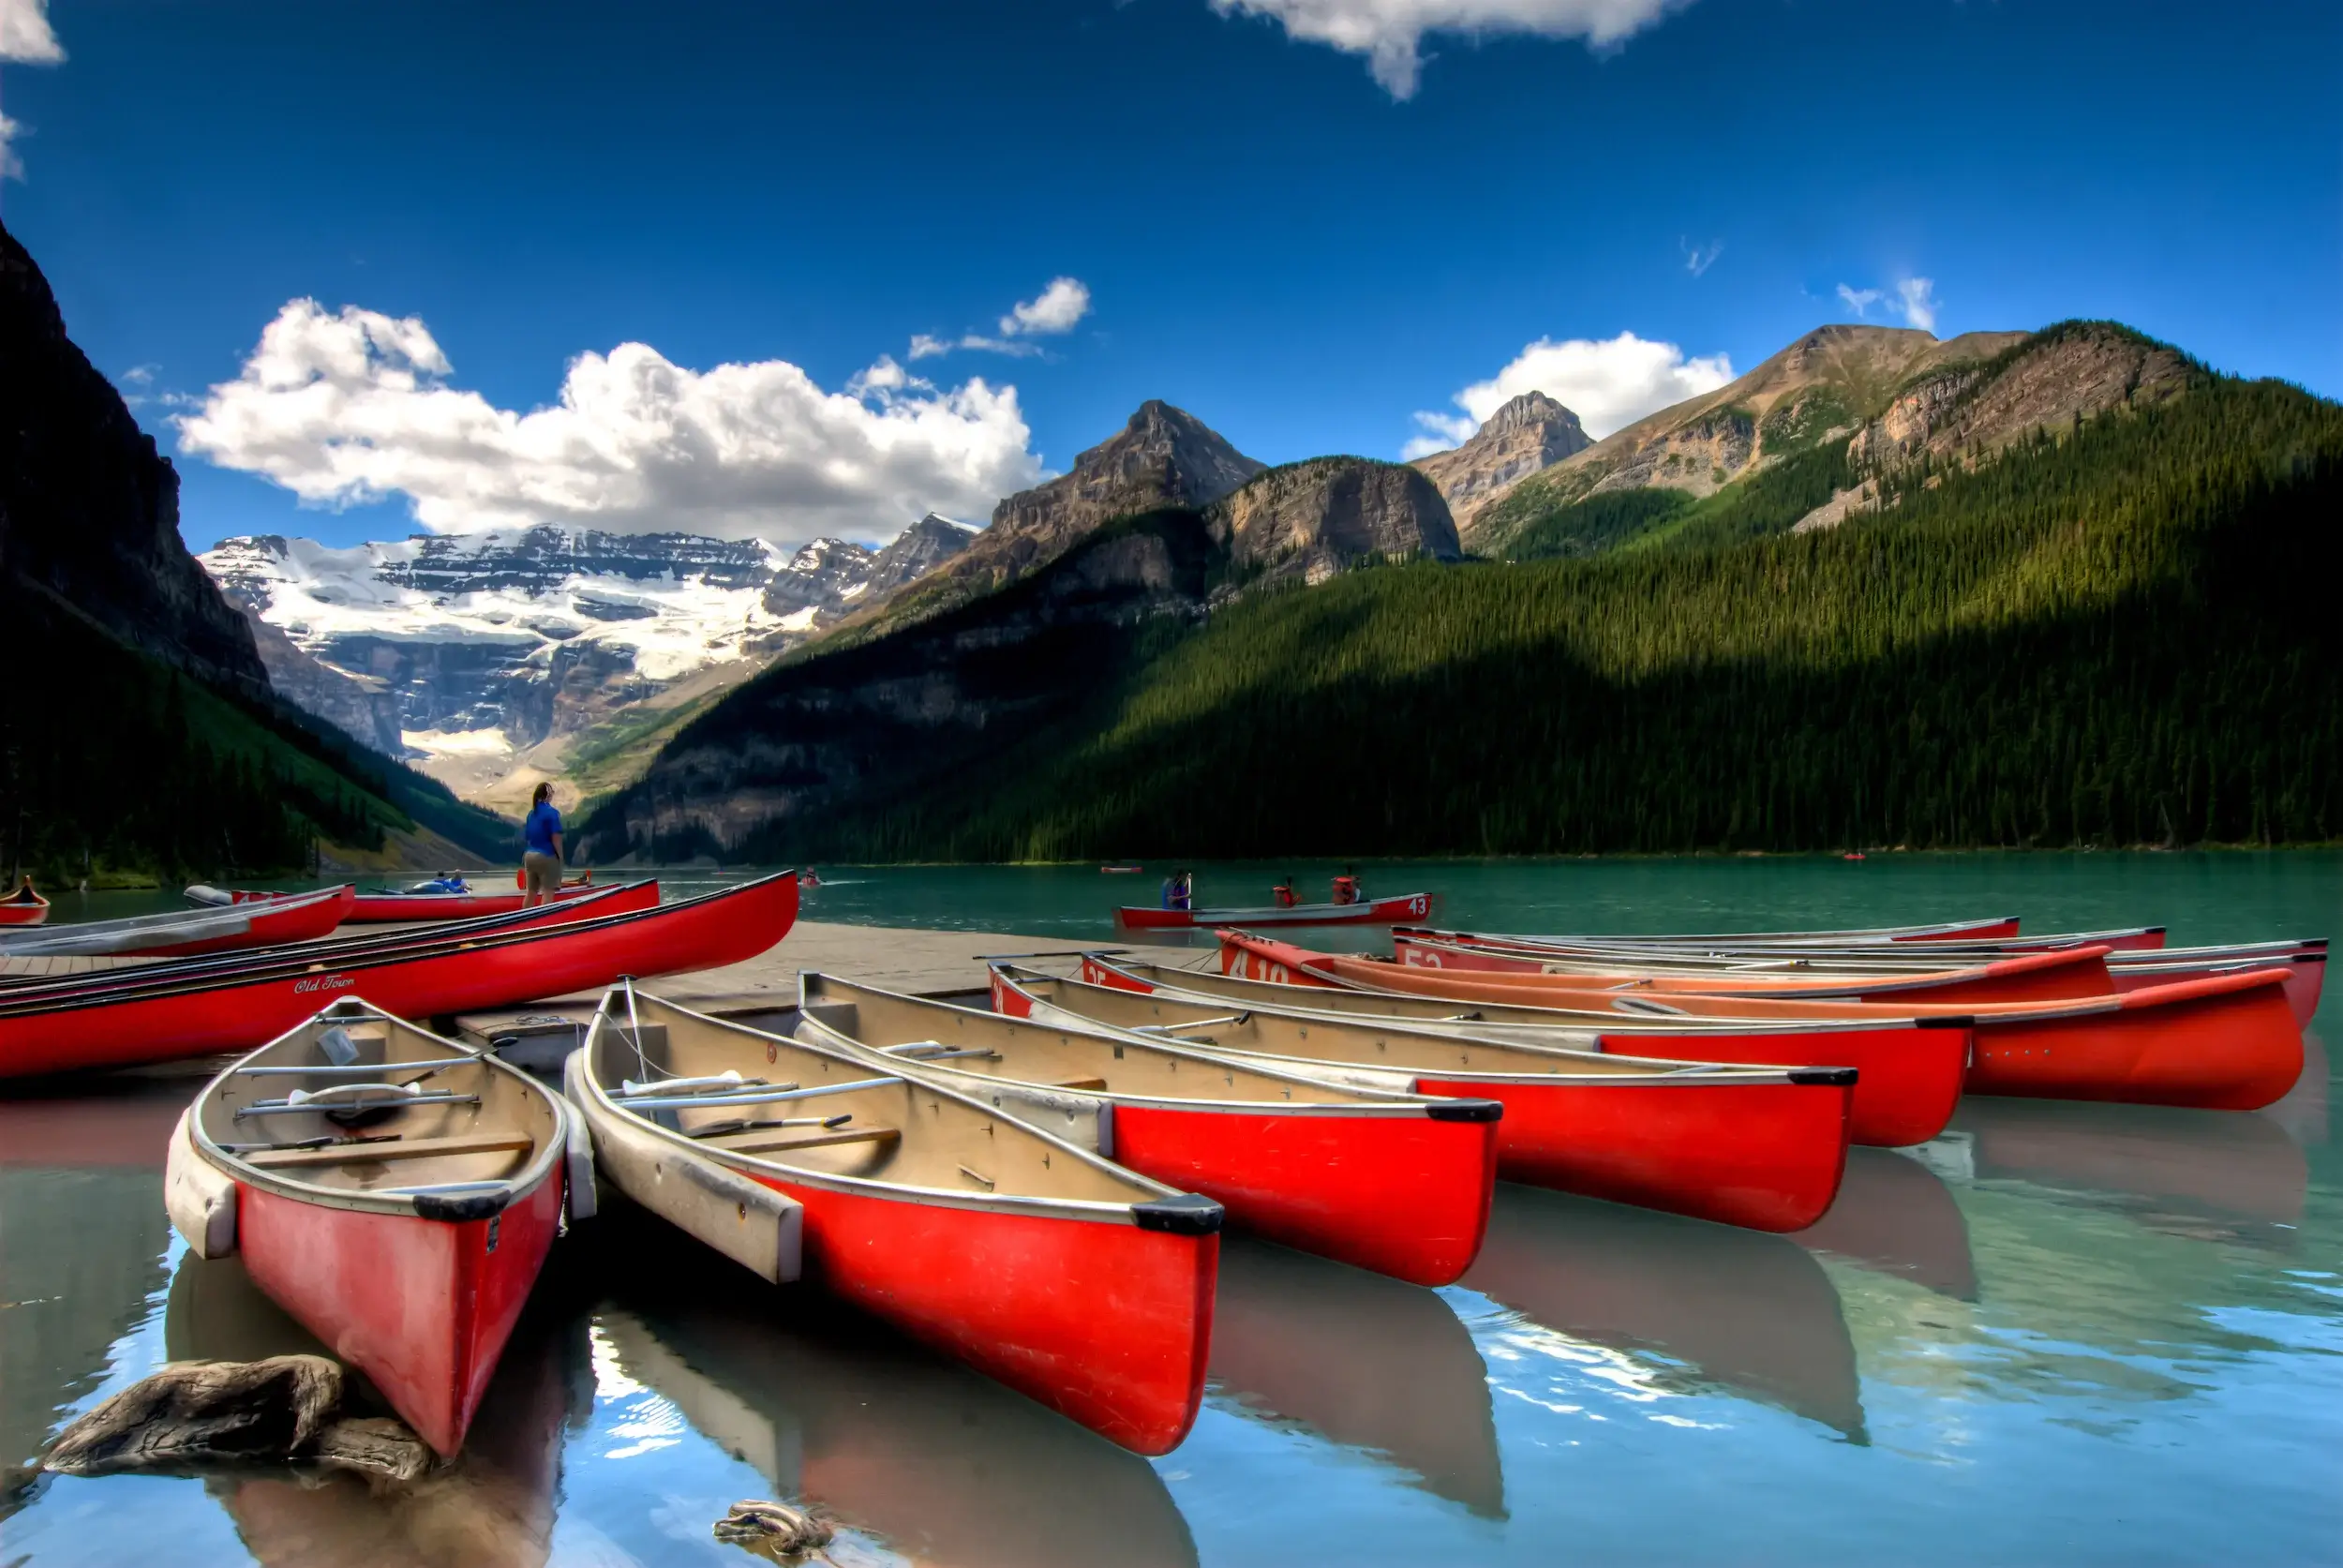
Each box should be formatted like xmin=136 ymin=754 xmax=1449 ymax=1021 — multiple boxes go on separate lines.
xmin=522 ymin=784 xmax=564 ymax=906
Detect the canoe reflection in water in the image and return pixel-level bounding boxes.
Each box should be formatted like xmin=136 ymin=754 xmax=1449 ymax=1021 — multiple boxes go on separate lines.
xmin=1463 ymin=1186 xmax=1866 ymax=1441
xmin=1797 ymin=1147 xmax=1979 ymax=1301
xmin=1208 ymin=1236 xmax=1503 ymax=1518
xmin=1948 ymin=1092 xmax=2311 ymax=1238
xmin=165 ymin=1253 xmax=584 ymax=1568
xmin=590 ymin=1206 xmax=1201 ymax=1568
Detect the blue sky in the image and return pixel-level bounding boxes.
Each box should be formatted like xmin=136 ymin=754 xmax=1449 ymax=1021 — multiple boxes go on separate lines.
xmin=5 ymin=0 xmax=2336 ymax=552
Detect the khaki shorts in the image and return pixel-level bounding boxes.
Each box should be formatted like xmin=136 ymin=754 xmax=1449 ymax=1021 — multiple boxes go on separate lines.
xmin=522 ymin=851 xmax=563 ymax=899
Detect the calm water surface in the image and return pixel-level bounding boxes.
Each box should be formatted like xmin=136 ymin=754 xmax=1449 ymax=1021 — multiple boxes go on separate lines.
xmin=3 ymin=854 xmax=2337 ymax=1565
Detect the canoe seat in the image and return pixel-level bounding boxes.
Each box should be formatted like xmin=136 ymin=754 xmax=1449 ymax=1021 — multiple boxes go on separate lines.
xmin=715 ymin=1125 xmax=902 ymax=1157
xmin=245 ymin=1132 xmax=535 ymax=1170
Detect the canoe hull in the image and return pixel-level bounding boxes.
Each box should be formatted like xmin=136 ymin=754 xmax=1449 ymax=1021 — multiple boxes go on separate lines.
xmin=747 ymin=1174 xmax=1216 ymax=1456
xmin=1589 ymin=1023 xmax=1968 ymax=1149
xmin=1410 ymin=1073 xmax=1852 ymax=1233
xmin=1117 ymin=892 xmax=1432 ymax=931
xmin=1964 ymin=978 xmax=2305 ymax=1111
xmin=0 ymin=876 xmax=791 ymax=1078
xmin=2111 ymin=953 xmax=2325 ymax=1028
xmin=233 ymin=1164 xmax=564 ymax=1456
xmin=1110 ymin=1102 xmax=1496 ymax=1287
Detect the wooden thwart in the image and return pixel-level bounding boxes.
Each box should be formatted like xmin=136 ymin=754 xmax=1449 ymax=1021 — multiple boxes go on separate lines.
xmin=713 ymin=1124 xmax=902 ymax=1157
xmin=245 ymin=1132 xmax=535 ymax=1170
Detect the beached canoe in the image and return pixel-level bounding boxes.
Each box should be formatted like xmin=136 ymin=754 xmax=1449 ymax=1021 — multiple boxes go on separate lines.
xmin=1402 ymin=921 xmax=2170 ymax=954
xmin=165 ymin=999 xmax=571 ymax=1456
xmin=1389 ymin=931 xmax=2115 ymax=1005
xmin=1115 ymin=891 xmax=1434 ymax=931
xmin=1223 ymin=933 xmax=2304 ymax=1113
xmin=993 ymin=964 xmax=1856 ymax=1233
xmin=1079 ymin=954 xmax=1971 ymax=1148
xmin=0 ymin=876 xmax=49 ymax=927
xmin=0 ymin=874 xmax=790 ymax=1079
xmin=795 ymin=971 xmax=1500 ymax=1286
xmin=0 ymin=885 xmax=355 ymax=959
xmin=572 ymin=985 xmax=1222 ymax=1456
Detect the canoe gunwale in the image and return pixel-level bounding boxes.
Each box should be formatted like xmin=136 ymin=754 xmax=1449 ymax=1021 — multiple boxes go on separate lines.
xmin=815 ymin=969 xmax=1498 ymax=1122
xmin=191 ymin=998 xmax=568 ymax=1222
xmin=583 ymin=988 xmax=1219 ymax=1232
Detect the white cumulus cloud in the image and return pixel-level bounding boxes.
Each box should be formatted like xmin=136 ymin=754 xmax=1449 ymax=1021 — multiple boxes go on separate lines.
xmin=0 ymin=0 xmax=63 ymax=63
xmin=1407 ymin=330 xmax=1734 ymax=455
xmin=1001 ymin=276 xmax=1092 ymax=336
xmin=176 ymin=300 xmax=1047 ymax=545
xmin=1211 ymin=0 xmax=1690 ymax=98
xmin=0 ymin=0 xmax=65 ymax=181
xmin=914 ymin=276 xmax=1094 ymax=361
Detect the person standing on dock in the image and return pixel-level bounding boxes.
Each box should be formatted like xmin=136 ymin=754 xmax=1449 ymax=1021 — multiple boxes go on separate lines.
xmin=522 ymin=783 xmax=565 ymax=906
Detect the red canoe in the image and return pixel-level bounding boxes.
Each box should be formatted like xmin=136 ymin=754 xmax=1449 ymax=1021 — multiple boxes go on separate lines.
xmin=1083 ymin=953 xmax=1970 ymax=1149
xmin=1390 ymin=930 xmax=2115 ymax=1006
xmin=1116 ymin=891 xmax=1434 ymax=931
xmin=1002 ymin=963 xmax=1856 ymax=1233
xmin=576 ymin=986 xmax=1223 ymax=1456
xmin=0 ymin=885 xmax=356 ymax=959
xmin=1224 ymin=933 xmax=2304 ymax=1113
xmin=0 ymin=875 xmax=50 ymax=927
xmin=1408 ymin=919 xmax=2174 ymax=953
xmin=166 ymin=1000 xmax=569 ymax=1456
xmin=0 ymin=874 xmax=794 ymax=1079
xmin=802 ymin=971 xmax=1500 ymax=1286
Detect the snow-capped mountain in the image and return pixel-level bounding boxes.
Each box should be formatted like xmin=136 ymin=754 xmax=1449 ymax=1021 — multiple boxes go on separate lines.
xmin=201 ymin=518 xmax=976 ymax=800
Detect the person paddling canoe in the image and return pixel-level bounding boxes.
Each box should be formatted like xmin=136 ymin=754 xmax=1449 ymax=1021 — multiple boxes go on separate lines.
xmin=522 ymin=783 xmax=565 ymax=906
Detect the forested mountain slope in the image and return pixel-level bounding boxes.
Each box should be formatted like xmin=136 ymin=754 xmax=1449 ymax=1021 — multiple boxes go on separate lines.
xmin=585 ymin=328 xmax=2340 ymax=860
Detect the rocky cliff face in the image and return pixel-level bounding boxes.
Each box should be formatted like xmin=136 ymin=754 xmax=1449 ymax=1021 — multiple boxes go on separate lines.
xmin=235 ymin=608 xmax=408 ymax=755
xmin=867 ymin=513 xmax=980 ymax=593
xmin=845 ymin=402 xmax=1265 ymax=636
xmin=1410 ymin=391 xmax=1590 ymax=535
xmin=1796 ymin=322 xmax=2201 ymax=532
xmin=0 ymin=219 xmax=268 ymax=696
xmin=1209 ymin=458 xmax=1461 ymax=582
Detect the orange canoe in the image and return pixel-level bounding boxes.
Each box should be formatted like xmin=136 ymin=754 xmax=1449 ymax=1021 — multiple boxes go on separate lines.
xmin=1222 ymin=933 xmax=2303 ymax=1113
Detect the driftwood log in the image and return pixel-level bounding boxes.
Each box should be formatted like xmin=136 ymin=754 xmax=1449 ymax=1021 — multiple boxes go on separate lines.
xmin=42 ymin=1355 xmax=431 ymax=1482
xmin=713 ymin=1499 xmax=834 ymax=1561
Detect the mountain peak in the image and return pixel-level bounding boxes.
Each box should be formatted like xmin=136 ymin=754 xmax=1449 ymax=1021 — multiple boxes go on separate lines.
xmin=1410 ymin=389 xmax=1592 ymax=532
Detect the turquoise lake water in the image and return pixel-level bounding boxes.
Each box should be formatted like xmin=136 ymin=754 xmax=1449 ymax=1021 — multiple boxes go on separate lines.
xmin=2 ymin=852 xmax=2336 ymax=1565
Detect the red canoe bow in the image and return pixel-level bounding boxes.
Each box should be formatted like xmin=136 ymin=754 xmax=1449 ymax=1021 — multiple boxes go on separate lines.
xmin=0 ymin=874 xmax=794 ymax=1079
xmin=1224 ymin=932 xmax=2302 ymax=1113
xmin=803 ymin=969 xmax=1501 ymax=1286
xmin=169 ymin=1001 xmax=570 ymax=1456
xmin=1011 ymin=963 xmax=1855 ymax=1233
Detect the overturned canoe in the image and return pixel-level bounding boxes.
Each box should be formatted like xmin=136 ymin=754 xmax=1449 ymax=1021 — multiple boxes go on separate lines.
xmin=796 ymin=971 xmax=1500 ymax=1286
xmin=0 ymin=885 xmax=355 ymax=959
xmin=1081 ymin=953 xmax=1971 ymax=1149
xmin=574 ymin=985 xmax=1222 ymax=1456
xmin=166 ymin=999 xmax=570 ymax=1456
xmin=1224 ymin=932 xmax=2303 ymax=1113
xmin=994 ymin=964 xmax=1857 ymax=1233
xmin=0 ymin=874 xmax=788 ymax=1079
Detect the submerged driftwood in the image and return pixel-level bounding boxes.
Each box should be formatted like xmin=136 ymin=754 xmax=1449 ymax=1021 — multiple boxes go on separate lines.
xmin=42 ymin=1355 xmax=431 ymax=1482
xmin=714 ymin=1499 xmax=835 ymax=1561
